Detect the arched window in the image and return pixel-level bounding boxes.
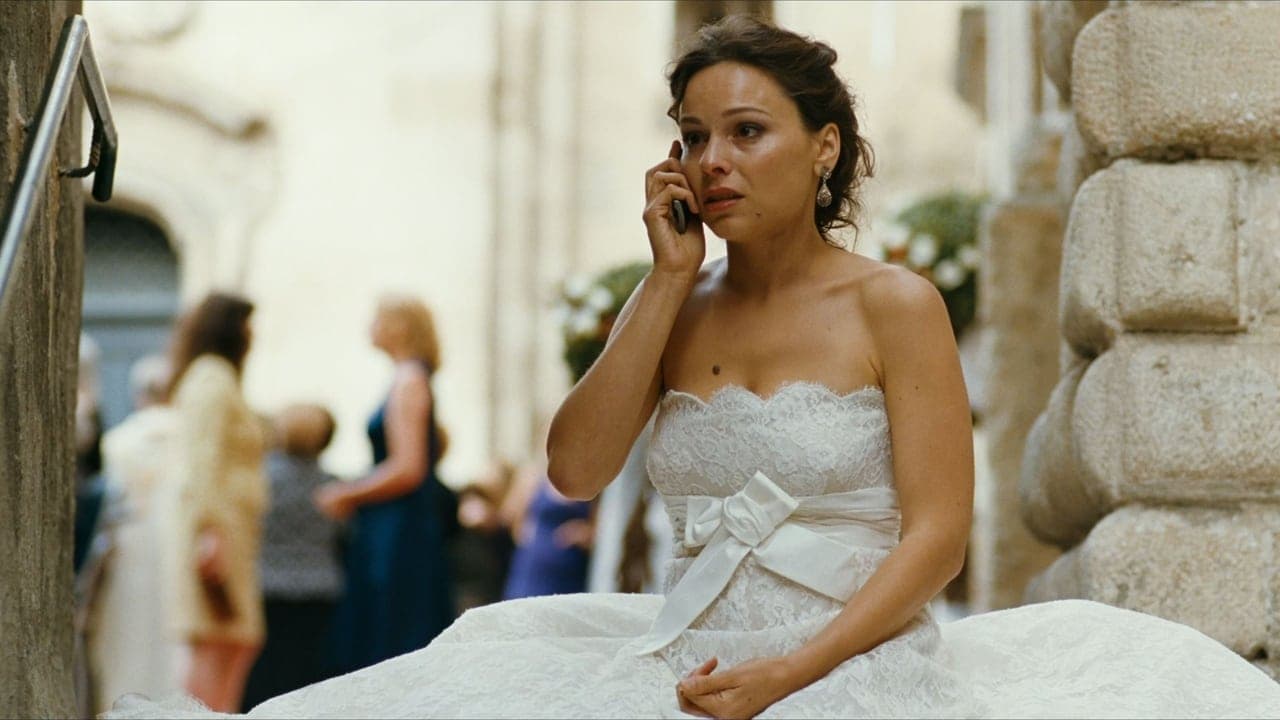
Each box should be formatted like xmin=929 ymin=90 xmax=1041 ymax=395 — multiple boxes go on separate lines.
xmin=82 ymin=207 xmax=179 ymax=429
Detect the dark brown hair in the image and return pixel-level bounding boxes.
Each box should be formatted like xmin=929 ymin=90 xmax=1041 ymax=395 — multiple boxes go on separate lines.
xmin=667 ymin=15 xmax=875 ymax=244
xmin=167 ymin=291 xmax=255 ymax=397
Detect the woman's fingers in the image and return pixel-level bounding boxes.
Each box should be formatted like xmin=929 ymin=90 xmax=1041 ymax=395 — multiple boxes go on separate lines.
xmin=644 ymin=157 xmax=682 ymax=185
xmin=649 ymin=183 xmax=698 ymax=213
xmin=677 ymin=657 xmax=721 ymax=718
xmin=651 ymin=172 xmax=698 ymax=212
xmin=685 ymin=657 xmax=718 ymax=679
xmin=681 ymin=668 xmax=737 ymax=698
xmin=676 ymin=686 xmax=714 ymax=719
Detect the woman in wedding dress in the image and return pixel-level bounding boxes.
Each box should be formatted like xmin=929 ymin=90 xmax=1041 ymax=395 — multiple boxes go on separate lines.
xmin=111 ymin=15 xmax=1280 ymax=720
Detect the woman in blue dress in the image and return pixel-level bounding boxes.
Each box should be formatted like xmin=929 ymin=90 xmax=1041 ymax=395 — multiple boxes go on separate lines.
xmin=501 ymin=473 xmax=593 ymax=600
xmin=315 ymin=294 xmax=455 ymax=674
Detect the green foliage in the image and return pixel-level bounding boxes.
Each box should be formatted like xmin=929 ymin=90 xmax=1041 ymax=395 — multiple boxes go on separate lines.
xmin=558 ymin=261 xmax=651 ymax=383
xmin=882 ymin=191 xmax=987 ymax=337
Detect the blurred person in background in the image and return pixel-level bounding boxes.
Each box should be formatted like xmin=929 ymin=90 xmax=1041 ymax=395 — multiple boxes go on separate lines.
xmin=86 ymin=354 xmax=181 ymax=715
xmin=159 ymin=292 xmax=267 ymax=712
xmin=499 ymin=449 xmax=594 ymax=600
xmin=242 ymin=403 xmax=344 ymax=711
xmin=72 ymin=334 xmax=109 ymax=716
xmin=450 ymin=460 xmax=516 ymax=614
xmin=315 ymin=294 xmax=455 ymax=673
xmin=74 ymin=333 xmax=107 ymax=575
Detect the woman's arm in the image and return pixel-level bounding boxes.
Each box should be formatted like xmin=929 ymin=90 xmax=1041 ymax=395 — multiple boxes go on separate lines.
xmin=324 ymin=365 xmax=433 ymax=512
xmin=547 ymin=141 xmax=706 ymax=501
xmin=680 ymin=270 xmax=974 ymax=717
xmin=546 ymin=274 xmax=693 ymax=500
xmin=173 ymin=357 xmax=243 ymax=583
xmin=499 ymin=464 xmax=544 ymax=544
xmin=787 ymin=270 xmax=973 ymax=680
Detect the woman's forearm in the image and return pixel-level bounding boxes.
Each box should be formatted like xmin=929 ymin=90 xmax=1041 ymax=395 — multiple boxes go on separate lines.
xmin=547 ymin=271 xmax=693 ymax=500
xmin=784 ymin=532 xmax=965 ymax=688
xmin=341 ymin=459 xmax=423 ymax=507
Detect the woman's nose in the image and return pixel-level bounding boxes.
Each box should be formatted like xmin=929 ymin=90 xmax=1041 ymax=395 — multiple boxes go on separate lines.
xmin=699 ymin=136 xmax=731 ymax=176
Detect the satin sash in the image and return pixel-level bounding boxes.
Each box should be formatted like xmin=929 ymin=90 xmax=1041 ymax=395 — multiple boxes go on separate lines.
xmin=635 ymin=471 xmax=900 ymax=655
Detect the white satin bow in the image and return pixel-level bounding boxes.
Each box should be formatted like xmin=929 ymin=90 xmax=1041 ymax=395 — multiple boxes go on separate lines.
xmin=636 ymin=471 xmax=900 ymax=655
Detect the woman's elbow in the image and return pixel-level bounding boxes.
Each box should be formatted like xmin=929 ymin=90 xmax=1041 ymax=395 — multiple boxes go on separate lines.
xmin=905 ymin=526 xmax=968 ymax=581
xmin=388 ymin=460 xmax=427 ymax=493
xmin=945 ymin=545 xmax=967 ymax=583
xmin=546 ymin=455 xmax=600 ymax=502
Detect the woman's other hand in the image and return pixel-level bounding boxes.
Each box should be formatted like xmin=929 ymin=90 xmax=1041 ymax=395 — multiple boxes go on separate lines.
xmin=314 ymin=482 xmax=355 ymax=521
xmin=551 ymin=518 xmax=594 ymax=550
xmin=643 ymin=140 xmax=706 ymax=284
xmin=195 ymin=526 xmax=228 ymax=582
xmin=677 ymin=656 xmax=798 ymax=719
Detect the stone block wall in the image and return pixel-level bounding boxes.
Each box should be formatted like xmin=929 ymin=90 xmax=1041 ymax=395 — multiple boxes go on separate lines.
xmin=970 ymin=121 xmax=1066 ymax=610
xmin=1023 ymin=0 xmax=1280 ymax=677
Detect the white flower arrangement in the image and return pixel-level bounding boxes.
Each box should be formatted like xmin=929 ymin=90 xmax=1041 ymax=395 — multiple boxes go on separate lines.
xmin=875 ymin=222 xmax=979 ymax=295
xmin=562 ymin=274 xmax=592 ymax=302
xmin=556 ymin=262 xmax=653 ymax=382
xmin=870 ymin=191 xmax=986 ymax=336
xmin=555 ymin=275 xmax=618 ymax=341
xmin=907 ymin=233 xmax=940 ymax=269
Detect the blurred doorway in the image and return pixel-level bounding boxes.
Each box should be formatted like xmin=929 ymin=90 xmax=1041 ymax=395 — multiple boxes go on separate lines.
xmin=82 ymin=207 xmax=180 ymax=430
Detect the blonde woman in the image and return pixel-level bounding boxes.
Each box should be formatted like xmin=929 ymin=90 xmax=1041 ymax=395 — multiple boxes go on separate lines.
xmin=315 ymin=295 xmax=455 ymax=674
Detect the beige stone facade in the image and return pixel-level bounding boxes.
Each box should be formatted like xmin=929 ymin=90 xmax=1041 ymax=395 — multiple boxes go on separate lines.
xmin=1022 ymin=0 xmax=1280 ymax=677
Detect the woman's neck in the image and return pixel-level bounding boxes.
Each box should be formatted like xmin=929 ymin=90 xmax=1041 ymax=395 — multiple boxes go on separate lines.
xmin=385 ymin=346 xmax=414 ymax=364
xmin=723 ymin=222 xmax=835 ymax=299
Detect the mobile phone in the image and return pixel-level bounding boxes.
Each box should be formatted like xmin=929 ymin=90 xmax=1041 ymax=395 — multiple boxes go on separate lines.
xmin=672 ymin=199 xmax=689 ymax=233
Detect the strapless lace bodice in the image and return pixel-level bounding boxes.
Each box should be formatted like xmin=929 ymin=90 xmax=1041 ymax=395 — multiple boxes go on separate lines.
xmin=648 ymin=382 xmax=893 ymax=501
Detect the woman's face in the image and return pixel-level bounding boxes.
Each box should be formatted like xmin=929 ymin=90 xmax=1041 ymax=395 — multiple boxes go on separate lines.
xmin=677 ymin=61 xmax=823 ymax=243
xmin=370 ymin=311 xmax=402 ymax=354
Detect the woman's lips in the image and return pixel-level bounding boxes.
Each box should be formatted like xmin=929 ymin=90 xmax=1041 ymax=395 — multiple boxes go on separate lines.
xmin=703 ymin=195 xmax=742 ymax=213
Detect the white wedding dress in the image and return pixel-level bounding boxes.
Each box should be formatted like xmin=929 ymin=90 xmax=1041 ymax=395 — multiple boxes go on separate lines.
xmin=111 ymin=383 xmax=1280 ymax=718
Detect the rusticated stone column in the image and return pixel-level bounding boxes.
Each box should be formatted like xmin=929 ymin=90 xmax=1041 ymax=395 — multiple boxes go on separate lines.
xmin=969 ymin=119 xmax=1067 ymax=611
xmin=1021 ymin=1 xmax=1280 ymax=678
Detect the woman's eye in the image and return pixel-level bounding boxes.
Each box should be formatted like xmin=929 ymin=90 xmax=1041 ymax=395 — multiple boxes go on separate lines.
xmin=737 ymin=124 xmax=762 ymax=138
xmin=682 ymin=132 xmax=705 ymax=147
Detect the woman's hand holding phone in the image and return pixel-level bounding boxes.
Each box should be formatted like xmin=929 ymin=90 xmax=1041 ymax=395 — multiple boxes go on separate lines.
xmin=643 ymin=140 xmax=705 ymax=285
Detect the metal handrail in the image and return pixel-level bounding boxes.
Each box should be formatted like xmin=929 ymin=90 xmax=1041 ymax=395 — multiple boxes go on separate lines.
xmin=0 ymin=15 xmax=118 ymax=308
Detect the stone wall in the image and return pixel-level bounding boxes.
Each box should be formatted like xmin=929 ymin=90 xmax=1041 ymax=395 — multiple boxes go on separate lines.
xmin=0 ymin=2 xmax=85 ymax=717
xmin=970 ymin=118 xmax=1066 ymax=610
xmin=1022 ymin=1 xmax=1280 ymax=677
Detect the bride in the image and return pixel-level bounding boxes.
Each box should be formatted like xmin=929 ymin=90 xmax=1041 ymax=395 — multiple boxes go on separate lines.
xmin=113 ymin=16 xmax=1280 ymax=719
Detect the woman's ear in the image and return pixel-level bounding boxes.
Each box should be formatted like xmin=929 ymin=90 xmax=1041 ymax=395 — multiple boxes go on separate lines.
xmin=815 ymin=122 xmax=841 ymax=175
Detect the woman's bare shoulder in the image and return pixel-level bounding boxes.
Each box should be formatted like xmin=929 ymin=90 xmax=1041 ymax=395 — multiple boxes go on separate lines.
xmin=391 ymin=361 xmax=431 ymax=393
xmin=843 ymin=256 xmax=953 ymax=366
xmin=175 ymin=354 xmax=237 ymax=400
xmin=840 ymin=255 xmax=944 ymax=318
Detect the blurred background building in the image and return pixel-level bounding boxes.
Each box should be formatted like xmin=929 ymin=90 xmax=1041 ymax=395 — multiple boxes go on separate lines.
xmin=78 ymin=0 xmax=986 ymax=480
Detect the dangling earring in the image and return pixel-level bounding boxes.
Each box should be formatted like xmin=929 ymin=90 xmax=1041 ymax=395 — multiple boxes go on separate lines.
xmin=816 ymin=168 xmax=833 ymax=208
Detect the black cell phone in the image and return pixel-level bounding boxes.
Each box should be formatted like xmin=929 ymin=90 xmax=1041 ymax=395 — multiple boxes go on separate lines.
xmin=672 ymin=199 xmax=691 ymax=233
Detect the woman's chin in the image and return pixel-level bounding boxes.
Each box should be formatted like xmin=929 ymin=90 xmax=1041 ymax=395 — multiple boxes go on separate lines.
xmin=705 ymin=216 xmax=751 ymax=244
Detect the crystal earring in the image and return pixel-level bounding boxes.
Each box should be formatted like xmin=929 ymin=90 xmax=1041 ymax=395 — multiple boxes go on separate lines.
xmin=816 ymin=168 xmax=833 ymax=208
